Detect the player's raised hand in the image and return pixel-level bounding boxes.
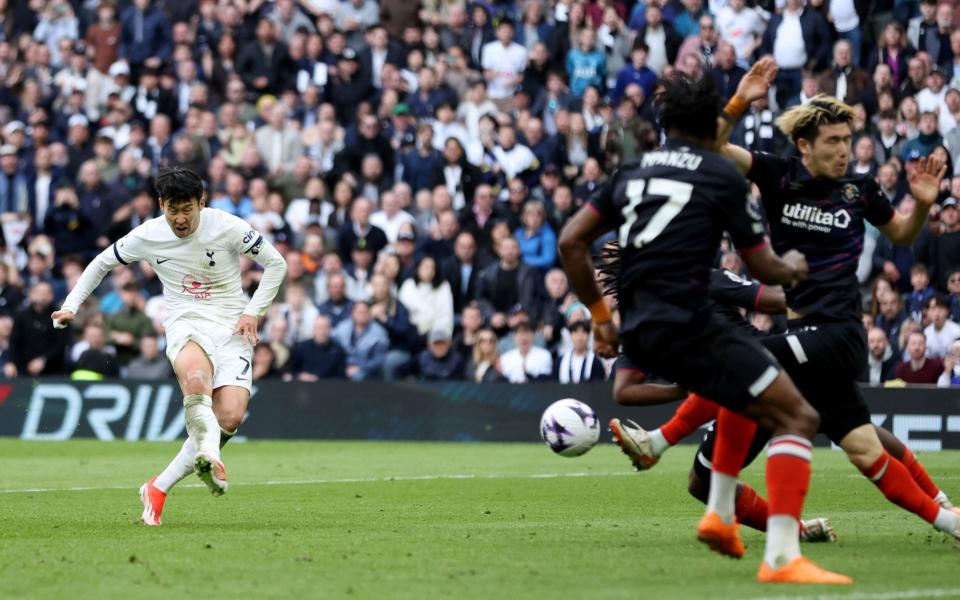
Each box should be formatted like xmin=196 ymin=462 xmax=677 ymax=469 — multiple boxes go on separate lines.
xmin=233 ymin=314 xmax=260 ymax=346
xmin=734 ymin=56 xmax=778 ymax=104
xmin=782 ymin=249 xmax=809 ymax=285
xmin=50 ymin=309 xmax=75 ymax=329
xmin=908 ymin=155 xmax=948 ymax=207
xmin=593 ymin=320 xmax=619 ymax=359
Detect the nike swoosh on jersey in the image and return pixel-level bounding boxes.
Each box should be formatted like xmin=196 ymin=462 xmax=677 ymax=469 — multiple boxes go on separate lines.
xmin=156 ymin=258 xmax=171 ymax=264
xmin=235 ymin=376 xmax=248 ymax=381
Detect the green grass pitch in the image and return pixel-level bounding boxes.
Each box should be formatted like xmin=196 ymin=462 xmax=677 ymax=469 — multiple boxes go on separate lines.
xmin=1 ymin=439 xmax=959 ymax=600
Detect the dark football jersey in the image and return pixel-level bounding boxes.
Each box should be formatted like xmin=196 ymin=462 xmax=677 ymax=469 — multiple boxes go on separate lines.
xmin=708 ymin=268 xmax=763 ymax=331
xmin=589 ymin=139 xmax=766 ymax=332
xmin=748 ymin=152 xmax=894 ymax=323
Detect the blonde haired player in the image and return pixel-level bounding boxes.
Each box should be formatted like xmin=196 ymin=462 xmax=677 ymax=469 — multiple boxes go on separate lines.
xmin=52 ymin=167 xmax=287 ymax=525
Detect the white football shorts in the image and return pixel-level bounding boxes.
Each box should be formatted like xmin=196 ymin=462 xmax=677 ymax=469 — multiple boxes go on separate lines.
xmin=164 ymin=314 xmax=254 ymax=392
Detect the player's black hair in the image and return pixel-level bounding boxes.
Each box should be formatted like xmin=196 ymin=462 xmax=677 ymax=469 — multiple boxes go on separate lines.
xmin=154 ymin=167 xmax=204 ymax=206
xmin=596 ymin=241 xmax=622 ymax=303
xmin=655 ymin=75 xmax=721 ymax=143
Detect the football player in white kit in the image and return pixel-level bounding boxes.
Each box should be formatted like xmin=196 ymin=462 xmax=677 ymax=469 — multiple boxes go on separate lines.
xmin=52 ymin=168 xmax=287 ymax=525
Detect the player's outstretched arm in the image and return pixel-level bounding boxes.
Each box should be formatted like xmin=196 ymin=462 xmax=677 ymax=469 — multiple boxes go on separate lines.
xmin=558 ymin=206 xmax=617 ymax=358
xmin=715 ymin=57 xmax=777 ymax=175
xmin=53 ymin=247 xmax=124 ymax=327
xmin=239 ymin=235 xmax=288 ymax=335
xmin=879 ymin=155 xmax=947 ymax=245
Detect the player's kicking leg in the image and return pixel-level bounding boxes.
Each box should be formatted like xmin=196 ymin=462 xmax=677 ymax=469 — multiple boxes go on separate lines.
xmin=610 ymin=384 xmax=719 ymax=471
xmin=139 ymin=341 xmax=226 ymax=524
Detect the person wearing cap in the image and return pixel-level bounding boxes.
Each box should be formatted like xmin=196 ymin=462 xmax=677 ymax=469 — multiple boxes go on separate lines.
xmin=329 ymin=47 xmax=374 ymax=127
xmin=415 ymin=327 xmax=466 ymax=381
xmin=923 ymin=196 xmax=960 ymax=290
xmin=2 ymin=121 xmax=26 ymax=151
xmin=923 ymin=294 xmax=960 ymax=358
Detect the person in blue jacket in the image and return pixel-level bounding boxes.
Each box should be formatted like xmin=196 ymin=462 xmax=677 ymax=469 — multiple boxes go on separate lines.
xmin=514 ymin=199 xmax=556 ymax=270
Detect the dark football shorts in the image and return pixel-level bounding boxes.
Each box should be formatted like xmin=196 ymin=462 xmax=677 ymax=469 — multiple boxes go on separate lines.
xmin=693 ymin=320 xmax=873 ymax=478
xmin=621 ymin=311 xmax=781 ymax=411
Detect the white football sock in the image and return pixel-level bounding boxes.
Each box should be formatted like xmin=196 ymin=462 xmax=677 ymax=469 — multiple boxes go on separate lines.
xmin=932 ymin=507 xmax=959 ymax=534
xmin=183 ymin=393 xmax=221 ymax=459
xmin=764 ymin=515 xmax=801 ymax=568
xmin=154 ymin=437 xmax=197 ymax=493
xmin=648 ymin=428 xmax=670 ymax=456
xmin=934 ymin=490 xmax=953 ymax=508
xmin=706 ymin=472 xmax=738 ymax=524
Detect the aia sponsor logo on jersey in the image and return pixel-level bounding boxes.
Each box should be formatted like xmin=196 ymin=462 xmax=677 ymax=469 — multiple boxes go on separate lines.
xmin=780 ymin=203 xmax=851 ymax=233
xmin=181 ymin=273 xmax=212 ymax=299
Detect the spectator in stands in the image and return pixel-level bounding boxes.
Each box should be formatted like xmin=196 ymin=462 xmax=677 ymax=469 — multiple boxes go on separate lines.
xmin=761 ymin=0 xmax=831 ymax=108
xmin=106 ymin=282 xmax=154 ymax=365
xmin=318 ymin=273 xmax=353 ymax=329
xmin=416 ymin=327 xmax=465 ymax=381
xmin=566 ymin=28 xmax=605 ymax=98
xmin=370 ymin=272 xmax=415 ymax=379
xmin=819 ymin=40 xmax=871 ymax=106
xmin=937 ymin=340 xmax=960 ymax=387
xmin=925 ymin=197 xmax=960 ymax=289
xmin=336 ymin=196 xmax=388 ymax=263
xmin=256 ymin=103 xmax=303 ymax=177
xmin=459 ymin=184 xmax=502 ymax=255
xmin=71 ymin=322 xmax=119 ymax=380
xmin=482 ymin=19 xmax=527 ymax=108
xmin=923 ymin=295 xmax=960 ymax=358
xmin=332 ymin=300 xmax=389 ymax=381
xmin=635 ymin=4 xmax=681 ymax=76
xmin=500 ymin=322 xmax=552 ymax=384
xmin=896 ymin=330 xmax=943 ymax=384
xmin=467 ymin=328 xmax=504 ymax=382
xmin=346 ymin=241 xmax=375 ymax=302
xmin=555 ymin=320 xmax=605 ymax=383
xmin=399 ymin=255 xmax=454 ymax=339
xmin=861 ymin=327 xmax=899 ymax=385
xmin=676 ymin=13 xmax=729 ymax=72
xmin=287 ymin=314 xmax=347 ymax=381
xmin=252 ymin=342 xmax=282 ymax=380
xmin=118 ymin=0 xmax=170 ymax=79
xmin=126 ymin=334 xmax=171 ymax=380
xmin=514 ymin=200 xmax=556 ymax=271
xmin=236 ymin=17 xmax=293 ymax=96
xmin=442 ymin=231 xmax=486 ymax=316
xmin=0 ymin=263 xmax=22 ymax=319
xmin=371 ymin=191 xmax=416 ymax=244
xmin=907 ymin=263 xmax=936 ymax=322
xmin=717 ymin=0 xmax=764 ymax=69
xmin=4 ymin=282 xmax=68 ymax=377
xmin=476 ymin=236 xmax=541 ymax=332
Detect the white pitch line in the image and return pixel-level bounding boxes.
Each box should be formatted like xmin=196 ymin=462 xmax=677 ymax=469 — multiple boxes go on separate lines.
xmin=750 ymin=588 xmax=960 ymax=600
xmin=0 ymin=470 xmax=636 ymax=494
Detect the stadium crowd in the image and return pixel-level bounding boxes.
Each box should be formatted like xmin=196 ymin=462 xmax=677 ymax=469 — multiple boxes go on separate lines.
xmin=0 ymin=0 xmax=958 ymax=386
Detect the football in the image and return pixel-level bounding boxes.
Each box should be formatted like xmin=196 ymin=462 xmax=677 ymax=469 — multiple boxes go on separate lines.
xmin=540 ymin=398 xmax=601 ymax=457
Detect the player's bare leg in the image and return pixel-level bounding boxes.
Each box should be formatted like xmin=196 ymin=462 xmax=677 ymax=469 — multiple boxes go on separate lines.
xmin=841 ymin=424 xmax=960 ymax=542
xmin=175 ymin=341 xmax=228 ymax=496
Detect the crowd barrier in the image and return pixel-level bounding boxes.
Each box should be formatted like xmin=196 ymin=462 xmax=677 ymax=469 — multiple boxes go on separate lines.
xmin=0 ymin=380 xmax=958 ymax=450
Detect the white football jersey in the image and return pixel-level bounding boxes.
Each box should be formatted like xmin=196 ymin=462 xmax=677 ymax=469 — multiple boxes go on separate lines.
xmin=62 ymin=208 xmax=287 ymax=330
